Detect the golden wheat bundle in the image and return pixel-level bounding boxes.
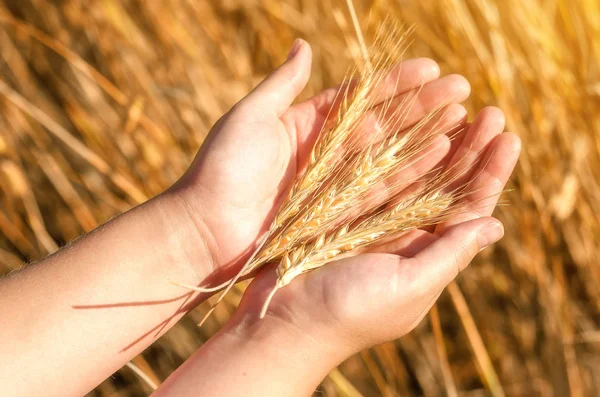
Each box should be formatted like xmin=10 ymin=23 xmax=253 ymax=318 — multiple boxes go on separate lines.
xmin=174 ymin=22 xmax=482 ymax=324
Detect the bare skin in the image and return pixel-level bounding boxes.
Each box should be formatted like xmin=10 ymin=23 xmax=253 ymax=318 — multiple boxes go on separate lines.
xmin=0 ymin=40 xmax=520 ymax=397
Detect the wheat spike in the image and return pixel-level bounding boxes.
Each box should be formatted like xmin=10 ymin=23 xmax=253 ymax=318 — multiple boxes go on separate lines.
xmin=249 ymin=94 xmax=460 ymax=271
xmin=277 ymin=192 xmax=455 ymax=285
xmin=183 ymin=21 xmax=481 ymax=324
xmin=258 ymin=189 xmax=461 ymax=318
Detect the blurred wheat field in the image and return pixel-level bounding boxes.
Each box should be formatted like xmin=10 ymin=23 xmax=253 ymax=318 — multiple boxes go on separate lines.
xmin=0 ymin=0 xmax=598 ymax=396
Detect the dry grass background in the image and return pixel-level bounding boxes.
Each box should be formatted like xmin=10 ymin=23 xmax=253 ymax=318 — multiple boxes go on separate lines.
xmin=0 ymin=0 xmax=598 ymax=396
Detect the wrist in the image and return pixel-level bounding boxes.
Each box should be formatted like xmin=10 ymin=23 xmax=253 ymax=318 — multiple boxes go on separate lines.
xmin=222 ymin=284 xmax=353 ymax=378
xmin=157 ymin=300 xmax=350 ymax=397
xmin=143 ymin=189 xmax=219 ymax=286
xmin=226 ymin=307 xmax=346 ymax=359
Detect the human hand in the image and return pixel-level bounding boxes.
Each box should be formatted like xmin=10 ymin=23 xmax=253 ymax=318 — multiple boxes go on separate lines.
xmin=235 ymin=107 xmax=520 ymax=354
xmin=164 ymin=39 xmax=473 ymax=286
xmin=154 ymin=41 xmax=519 ymax=397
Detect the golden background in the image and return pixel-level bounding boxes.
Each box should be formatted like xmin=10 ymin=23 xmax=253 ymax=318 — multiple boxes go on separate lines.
xmin=0 ymin=1 xmax=598 ymax=396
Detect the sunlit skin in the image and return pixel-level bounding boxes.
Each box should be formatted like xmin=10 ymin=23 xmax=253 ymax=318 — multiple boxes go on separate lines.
xmin=0 ymin=40 xmax=519 ymax=397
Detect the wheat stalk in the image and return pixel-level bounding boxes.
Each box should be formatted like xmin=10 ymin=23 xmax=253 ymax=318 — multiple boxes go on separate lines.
xmin=182 ymin=25 xmax=414 ymax=297
xmin=181 ymin=21 xmax=480 ymax=326
xmin=259 ymin=190 xmax=456 ymax=317
xmin=283 ymin=193 xmax=454 ymax=280
xmin=270 ymin=22 xmax=414 ymax=230
xmin=257 ymin=160 xmax=478 ymax=317
xmin=249 ymin=98 xmax=457 ymax=269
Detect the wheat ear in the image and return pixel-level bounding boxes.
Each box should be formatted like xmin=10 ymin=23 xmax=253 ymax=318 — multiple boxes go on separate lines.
xmin=249 ymin=98 xmax=459 ymax=270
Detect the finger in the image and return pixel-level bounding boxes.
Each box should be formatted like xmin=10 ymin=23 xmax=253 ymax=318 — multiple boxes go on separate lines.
xmin=369 ymin=229 xmax=438 ymax=257
xmin=437 ymin=132 xmax=521 ymax=232
xmin=285 ymin=59 xmax=442 ymax=167
xmin=380 ymin=104 xmax=467 ymax=188
xmin=440 ymin=121 xmax=470 ymax=167
xmin=354 ymin=75 xmax=470 ymax=150
xmin=355 ymin=104 xmax=465 ymax=217
xmin=441 ymin=106 xmax=506 ymax=192
xmin=388 ymin=108 xmax=506 ymax=235
xmin=414 ymin=217 xmax=504 ymax=290
xmin=304 ymin=58 xmax=441 ymax=118
xmin=241 ymin=39 xmax=312 ymax=117
xmin=370 ymin=58 xmax=442 ymax=104
xmin=381 ymin=74 xmax=471 ymax=129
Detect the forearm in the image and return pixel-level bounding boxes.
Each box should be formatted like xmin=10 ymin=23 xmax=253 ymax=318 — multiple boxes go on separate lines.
xmin=0 ymin=193 xmax=213 ymax=397
xmin=154 ymin=310 xmax=348 ymax=397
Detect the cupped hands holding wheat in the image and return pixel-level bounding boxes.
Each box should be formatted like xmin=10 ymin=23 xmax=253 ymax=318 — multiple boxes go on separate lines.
xmin=170 ymin=37 xmax=467 ymax=288
xmin=155 ymin=38 xmax=520 ymax=396
xmin=171 ymin=26 xmax=515 ymax=323
xmin=169 ymin=33 xmax=520 ymax=328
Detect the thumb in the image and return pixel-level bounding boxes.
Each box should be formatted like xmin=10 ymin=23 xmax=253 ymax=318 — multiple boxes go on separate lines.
xmin=240 ymin=39 xmax=312 ymax=116
xmin=414 ymin=217 xmax=504 ymax=290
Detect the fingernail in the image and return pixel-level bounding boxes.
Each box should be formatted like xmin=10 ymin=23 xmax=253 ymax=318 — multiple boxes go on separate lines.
xmin=287 ymin=39 xmax=303 ymax=60
xmin=477 ymin=221 xmax=504 ymax=250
